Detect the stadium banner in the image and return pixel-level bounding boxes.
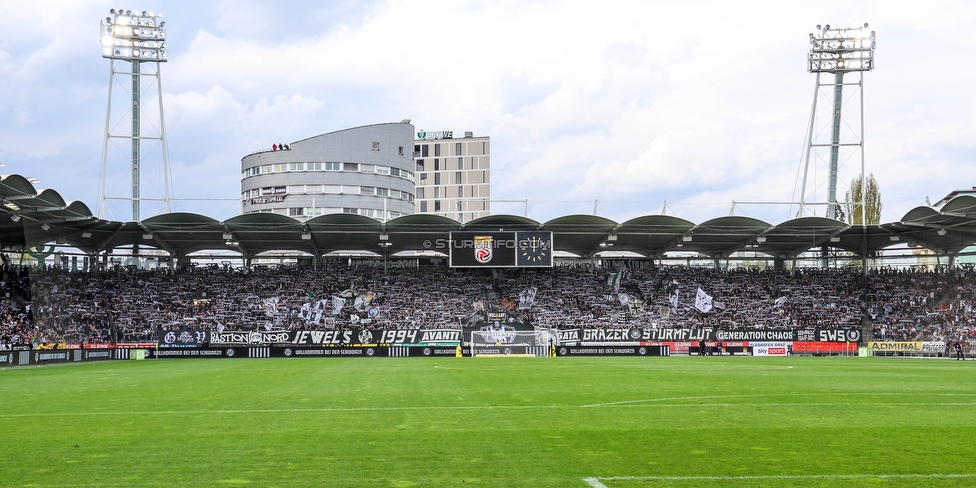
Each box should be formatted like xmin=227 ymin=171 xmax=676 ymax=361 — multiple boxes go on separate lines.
xmin=868 ymin=341 xmax=923 ymax=353
xmin=556 ymin=328 xmax=582 ymax=346
xmin=156 ymin=329 xmax=210 ymax=348
xmin=717 ymin=328 xmax=861 ymax=343
xmin=752 ymin=342 xmax=791 ymax=356
xmin=0 ymin=351 xmax=13 ymax=365
xmin=792 ymin=341 xmax=857 ymax=354
xmin=82 ymin=349 xmax=115 ymax=361
xmin=274 ymin=346 xmax=381 ymax=358
xmin=922 ymin=341 xmax=946 ymax=353
xmin=556 ymin=345 xmax=669 ymax=356
xmin=201 ymin=328 xmax=464 ymax=347
xmin=154 ymin=347 xmax=250 ymax=359
xmin=32 ymin=350 xmax=71 ymax=364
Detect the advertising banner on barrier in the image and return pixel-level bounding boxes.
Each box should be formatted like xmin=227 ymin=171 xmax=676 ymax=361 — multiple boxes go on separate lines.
xmin=556 ymin=345 xmax=669 ymax=356
xmin=868 ymin=341 xmax=923 ymax=353
xmin=752 ymin=342 xmax=790 ymax=356
xmin=793 ymin=341 xmax=856 ymax=354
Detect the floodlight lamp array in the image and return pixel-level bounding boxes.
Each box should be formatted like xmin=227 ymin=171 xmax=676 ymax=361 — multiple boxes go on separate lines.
xmin=100 ymin=9 xmax=167 ymax=61
xmin=808 ymin=23 xmax=875 ymax=73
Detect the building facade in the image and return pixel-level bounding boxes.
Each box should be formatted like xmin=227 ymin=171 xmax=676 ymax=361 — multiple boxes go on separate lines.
xmin=241 ymin=122 xmax=416 ymax=221
xmin=413 ymin=130 xmax=490 ymax=223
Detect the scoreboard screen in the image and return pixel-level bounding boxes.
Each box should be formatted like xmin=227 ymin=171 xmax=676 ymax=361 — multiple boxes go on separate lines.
xmin=449 ymin=231 xmax=553 ymax=268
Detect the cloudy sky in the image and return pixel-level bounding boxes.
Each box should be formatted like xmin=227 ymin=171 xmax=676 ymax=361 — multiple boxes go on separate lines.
xmin=1 ymin=0 xmax=974 ymax=225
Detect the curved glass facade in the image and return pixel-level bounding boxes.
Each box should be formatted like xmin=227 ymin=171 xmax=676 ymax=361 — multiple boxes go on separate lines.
xmin=240 ymin=122 xmax=416 ymax=221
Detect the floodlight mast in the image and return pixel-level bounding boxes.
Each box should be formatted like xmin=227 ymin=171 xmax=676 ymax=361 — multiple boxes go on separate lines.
xmin=797 ymin=24 xmax=875 ymax=223
xmin=97 ymin=9 xmax=171 ymax=221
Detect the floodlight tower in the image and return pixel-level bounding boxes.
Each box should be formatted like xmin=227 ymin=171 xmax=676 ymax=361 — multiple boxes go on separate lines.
xmin=97 ymin=9 xmax=171 ymax=221
xmin=797 ymin=24 xmax=875 ymax=222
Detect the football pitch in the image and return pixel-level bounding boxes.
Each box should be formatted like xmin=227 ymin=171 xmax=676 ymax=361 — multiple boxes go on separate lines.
xmin=2 ymin=356 xmax=975 ymax=487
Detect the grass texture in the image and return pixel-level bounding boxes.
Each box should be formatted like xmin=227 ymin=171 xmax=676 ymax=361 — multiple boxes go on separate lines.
xmin=1 ymin=356 xmax=975 ymax=487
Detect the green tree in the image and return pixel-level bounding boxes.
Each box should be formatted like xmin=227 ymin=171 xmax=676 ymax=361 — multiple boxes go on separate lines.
xmin=845 ymin=173 xmax=882 ymax=225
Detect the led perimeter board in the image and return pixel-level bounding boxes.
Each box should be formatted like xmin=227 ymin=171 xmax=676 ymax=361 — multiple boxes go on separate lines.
xmin=449 ymin=231 xmax=553 ymax=268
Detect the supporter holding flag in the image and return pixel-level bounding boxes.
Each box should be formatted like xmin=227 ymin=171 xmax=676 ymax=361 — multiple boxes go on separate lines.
xmin=607 ymin=270 xmax=623 ymax=293
xmin=695 ymin=287 xmax=713 ymax=313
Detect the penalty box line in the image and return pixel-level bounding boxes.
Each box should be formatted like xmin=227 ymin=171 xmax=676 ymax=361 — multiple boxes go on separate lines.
xmin=583 ymin=473 xmax=976 ymax=487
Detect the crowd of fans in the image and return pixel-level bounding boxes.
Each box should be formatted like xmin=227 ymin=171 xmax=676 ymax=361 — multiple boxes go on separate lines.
xmin=1 ymin=259 xmax=974 ymax=348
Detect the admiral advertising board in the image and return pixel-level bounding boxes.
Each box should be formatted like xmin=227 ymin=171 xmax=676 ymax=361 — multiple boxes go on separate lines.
xmin=449 ymin=231 xmax=553 ymax=268
xmin=868 ymin=341 xmax=923 ymax=353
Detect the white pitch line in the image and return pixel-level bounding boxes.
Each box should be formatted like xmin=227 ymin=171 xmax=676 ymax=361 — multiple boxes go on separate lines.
xmin=1 ymin=400 xmax=976 ymax=419
xmin=580 ymin=391 xmax=976 ymax=408
xmin=584 ymin=473 xmax=976 ymax=486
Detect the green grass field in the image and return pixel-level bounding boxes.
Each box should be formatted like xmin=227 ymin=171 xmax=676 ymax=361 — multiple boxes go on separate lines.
xmin=2 ymin=356 xmax=976 ymax=487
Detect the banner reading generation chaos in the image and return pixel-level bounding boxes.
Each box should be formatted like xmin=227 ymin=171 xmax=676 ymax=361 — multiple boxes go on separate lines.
xmin=449 ymin=231 xmax=553 ymax=268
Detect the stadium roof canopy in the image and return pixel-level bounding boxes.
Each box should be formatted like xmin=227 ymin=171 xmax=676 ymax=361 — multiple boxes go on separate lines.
xmin=4 ymin=173 xmax=976 ymax=261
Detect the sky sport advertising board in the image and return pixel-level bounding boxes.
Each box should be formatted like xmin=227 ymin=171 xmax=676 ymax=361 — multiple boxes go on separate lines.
xmin=449 ymin=231 xmax=553 ymax=268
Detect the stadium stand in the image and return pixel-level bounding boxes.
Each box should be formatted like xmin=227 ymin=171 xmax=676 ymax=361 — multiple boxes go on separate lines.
xmin=2 ymin=262 xmax=973 ymax=348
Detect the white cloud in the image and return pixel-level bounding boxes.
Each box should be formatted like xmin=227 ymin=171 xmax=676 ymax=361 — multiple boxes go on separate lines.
xmin=1 ymin=0 xmax=975 ymax=227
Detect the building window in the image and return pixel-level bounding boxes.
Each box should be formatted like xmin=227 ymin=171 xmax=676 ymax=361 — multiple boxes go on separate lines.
xmin=434 ymin=200 xmax=441 ymax=212
xmin=360 ymin=164 xmax=375 ymax=173
xmin=399 ymin=146 xmax=404 ymax=156
xmin=323 ymin=185 xmax=341 ymax=194
xmin=458 ymin=186 xmax=463 ymax=198
xmin=420 ymin=201 xmax=428 ymax=212
xmin=273 ymin=163 xmax=287 ymax=172
xmin=343 ymin=163 xmax=358 ymax=172
xmin=458 ymin=157 xmax=463 ymax=170
xmin=434 ymin=187 xmax=439 ymax=199
xmin=376 ymin=188 xmax=389 ymax=197
xmin=421 ymin=145 xmax=429 ymax=157
xmin=320 ymin=162 xmax=336 ymax=171
xmin=455 ymin=171 xmax=462 ymax=184
xmin=343 ymin=208 xmax=357 ymax=214
xmin=434 ymin=144 xmax=441 ymax=157
xmin=360 ymin=186 xmax=375 ymax=195
xmin=376 ymin=166 xmax=390 ymax=175
xmin=417 ymin=188 xmax=424 ymax=199
xmin=434 ymin=173 xmax=440 ymax=185
xmin=420 ymin=173 xmax=427 ymax=182
xmin=457 ymin=201 xmax=463 ymax=211
xmin=289 ymin=208 xmax=304 ymax=216
xmin=416 ymin=160 xmax=424 ymax=171
xmin=372 ymin=141 xmax=380 ymax=151
xmin=288 ymin=162 xmax=304 ymax=171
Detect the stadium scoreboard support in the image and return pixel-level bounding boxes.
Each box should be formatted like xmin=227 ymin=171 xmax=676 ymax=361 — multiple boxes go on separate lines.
xmin=449 ymin=231 xmax=553 ymax=268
